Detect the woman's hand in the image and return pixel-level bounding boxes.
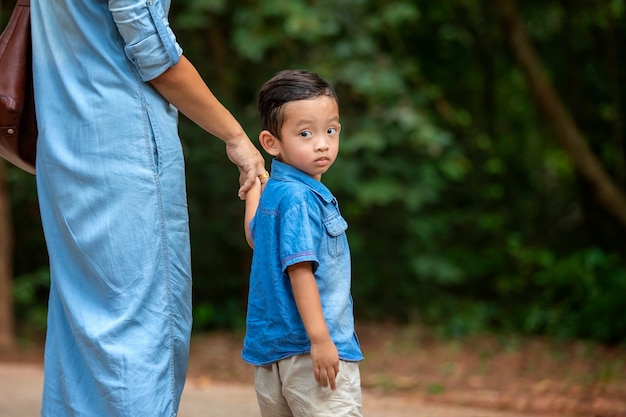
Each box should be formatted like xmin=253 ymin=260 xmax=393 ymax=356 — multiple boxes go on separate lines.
xmin=227 ymin=138 xmax=267 ymax=200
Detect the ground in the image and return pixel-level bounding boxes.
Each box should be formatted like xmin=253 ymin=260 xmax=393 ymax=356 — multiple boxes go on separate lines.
xmin=3 ymin=322 xmax=626 ymax=416
xmin=186 ymin=322 xmax=626 ymax=417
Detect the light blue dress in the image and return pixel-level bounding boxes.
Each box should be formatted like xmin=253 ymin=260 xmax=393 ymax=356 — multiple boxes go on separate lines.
xmin=31 ymin=1 xmax=192 ymax=416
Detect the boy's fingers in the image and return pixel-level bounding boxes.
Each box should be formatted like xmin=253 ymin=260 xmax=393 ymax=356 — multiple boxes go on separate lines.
xmin=329 ymin=372 xmax=337 ymax=390
xmin=314 ymin=367 xmax=321 ymax=383
xmin=321 ymin=367 xmax=337 ymax=390
xmin=319 ymin=368 xmax=328 ymax=387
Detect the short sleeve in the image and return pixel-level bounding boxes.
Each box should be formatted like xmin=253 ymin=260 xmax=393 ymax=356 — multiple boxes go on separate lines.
xmin=279 ymin=197 xmax=319 ymax=273
xmin=109 ymin=0 xmax=183 ymax=81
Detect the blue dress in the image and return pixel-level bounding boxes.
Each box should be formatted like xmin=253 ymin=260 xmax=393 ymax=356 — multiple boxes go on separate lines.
xmin=31 ymin=1 xmax=191 ymax=415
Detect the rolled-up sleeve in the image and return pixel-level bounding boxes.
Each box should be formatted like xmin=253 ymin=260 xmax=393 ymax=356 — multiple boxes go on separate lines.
xmin=109 ymin=0 xmax=182 ymax=81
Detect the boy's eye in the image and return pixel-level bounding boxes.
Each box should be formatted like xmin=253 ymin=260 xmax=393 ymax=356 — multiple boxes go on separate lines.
xmin=327 ymin=127 xmax=337 ymax=135
xmin=299 ymin=130 xmax=312 ymax=138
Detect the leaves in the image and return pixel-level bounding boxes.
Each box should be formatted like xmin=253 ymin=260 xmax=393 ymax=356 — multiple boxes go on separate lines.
xmin=6 ymin=0 xmax=626 ymax=342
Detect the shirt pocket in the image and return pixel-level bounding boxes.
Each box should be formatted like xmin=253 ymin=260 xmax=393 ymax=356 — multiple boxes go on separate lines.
xmin=323 ymin=212 xmax=348 ymax=258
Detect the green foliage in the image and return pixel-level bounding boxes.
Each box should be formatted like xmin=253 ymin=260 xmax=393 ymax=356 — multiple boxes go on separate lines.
xmin=516 ymin=247 xmax=626 ymax=343
xmin=7 ymin=0 xmax=626 ymax=343
xmin=13 ymin=268 xmax=50 ymax=335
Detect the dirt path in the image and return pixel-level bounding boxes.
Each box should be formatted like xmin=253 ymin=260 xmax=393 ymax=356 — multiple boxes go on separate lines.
xmin=0 ymin=362 xmax=557 ymax=417
xmin=2 ymin=322 xmax=625 ymax=416
xmin=187 ymin=324 xmax=626 ymax=417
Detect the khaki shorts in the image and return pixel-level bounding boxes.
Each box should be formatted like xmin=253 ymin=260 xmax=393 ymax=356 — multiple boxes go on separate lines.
xmin=254 ymin=354 xmax=363 ymax=417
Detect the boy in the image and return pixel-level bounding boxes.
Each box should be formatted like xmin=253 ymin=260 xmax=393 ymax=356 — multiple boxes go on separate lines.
xmin=242 ymin=69 xmax=363 ymax=416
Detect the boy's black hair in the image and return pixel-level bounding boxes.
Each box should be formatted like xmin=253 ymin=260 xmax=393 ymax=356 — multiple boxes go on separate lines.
xmin=258 ymin=69 xmax=338 ymax=139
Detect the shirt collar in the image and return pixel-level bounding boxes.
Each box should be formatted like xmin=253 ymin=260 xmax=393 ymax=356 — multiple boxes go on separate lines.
xmin=270 ymin=159 xmax=335 ymax=203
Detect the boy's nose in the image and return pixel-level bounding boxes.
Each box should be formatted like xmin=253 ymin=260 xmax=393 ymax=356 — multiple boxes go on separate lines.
xmin=315 ymin=137 xmax=330 ymax=151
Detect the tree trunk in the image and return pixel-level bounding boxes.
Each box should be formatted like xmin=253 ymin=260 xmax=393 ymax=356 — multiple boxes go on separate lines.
xmin=599 ymin=0 xmax=625 ymax=187
xmin=0 ymin=160 xmax=15 ymax=349
xmin=494 ymin=0 xmax=626 ymax=231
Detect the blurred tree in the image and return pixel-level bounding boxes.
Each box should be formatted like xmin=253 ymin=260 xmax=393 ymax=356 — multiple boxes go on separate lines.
xmin=2 ymin=0 xmax=625 ymax=343
xmin=0 ymin=160 xmax=15 ymax=348
xmin=495 ymin=0 xmax=626 ymax=230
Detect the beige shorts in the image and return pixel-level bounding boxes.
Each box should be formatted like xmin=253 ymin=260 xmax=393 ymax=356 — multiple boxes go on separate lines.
xmin=254 ymin=354 xmax=363 ymax=417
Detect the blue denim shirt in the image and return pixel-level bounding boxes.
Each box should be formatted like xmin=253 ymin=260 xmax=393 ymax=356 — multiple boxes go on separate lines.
xmin=242 ymin=160 xmax=363 ymax=365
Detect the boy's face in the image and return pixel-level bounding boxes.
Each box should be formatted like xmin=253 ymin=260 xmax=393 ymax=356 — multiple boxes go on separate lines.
xmin=270 ymin=96 xmax=341 ymax=181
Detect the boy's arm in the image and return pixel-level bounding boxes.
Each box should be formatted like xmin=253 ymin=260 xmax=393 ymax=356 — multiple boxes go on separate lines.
xmin=288 ymin=262 xmax=339 ymax=390
xmin=244 ymin=177 xmax=262 ymax=249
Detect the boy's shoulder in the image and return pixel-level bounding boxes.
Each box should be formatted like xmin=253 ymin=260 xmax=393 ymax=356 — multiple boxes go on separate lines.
xmin=264 ymin=178 xmax=311 ymax=205
xmin=270 ymin=173 xmax=319 ymax=191
xmin=262 ymin=178 xmax=336 ymax=219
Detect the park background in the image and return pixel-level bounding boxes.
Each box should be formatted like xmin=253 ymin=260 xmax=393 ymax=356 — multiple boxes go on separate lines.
xmin=1 ymin=1 xmax=626 ymax=414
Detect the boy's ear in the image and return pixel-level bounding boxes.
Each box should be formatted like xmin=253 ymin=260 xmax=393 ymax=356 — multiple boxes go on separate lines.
xmin=259 ymin=130 xmax=280 ymax=156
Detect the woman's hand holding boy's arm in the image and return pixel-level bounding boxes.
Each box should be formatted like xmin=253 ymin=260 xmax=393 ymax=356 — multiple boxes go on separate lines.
xmin=288 ymin=262 xmax=339 ymax=390
xmin=149 ymin=55 xmax=266 ymax=199
xmin=244 ymin=177 xmax=262 ymax=249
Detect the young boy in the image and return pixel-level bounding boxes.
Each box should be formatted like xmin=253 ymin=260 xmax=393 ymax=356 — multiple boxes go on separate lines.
xmin=242 ymin=69 xmax=364 ymax=416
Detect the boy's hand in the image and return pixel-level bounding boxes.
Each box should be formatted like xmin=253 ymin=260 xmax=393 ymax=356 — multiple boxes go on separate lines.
xmin=310 ymin=338 xmax=339 ymax=390
xmin=287 ymin=263 xmax=338 ymax=389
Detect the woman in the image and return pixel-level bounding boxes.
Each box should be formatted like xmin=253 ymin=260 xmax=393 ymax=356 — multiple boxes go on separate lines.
xmin=30 ymin=1 xmax=266 ymax=415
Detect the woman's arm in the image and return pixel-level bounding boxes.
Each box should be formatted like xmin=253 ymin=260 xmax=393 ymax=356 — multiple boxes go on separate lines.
xmin=150 ymin=55 xmax=266 ymax=199
xmin=288 ymin=262 xmax=339 ymax=390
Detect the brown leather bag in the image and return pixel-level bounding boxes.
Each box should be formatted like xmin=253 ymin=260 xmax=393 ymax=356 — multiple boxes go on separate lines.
xmin=0 ymin=0 xmax=37 ymax=175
